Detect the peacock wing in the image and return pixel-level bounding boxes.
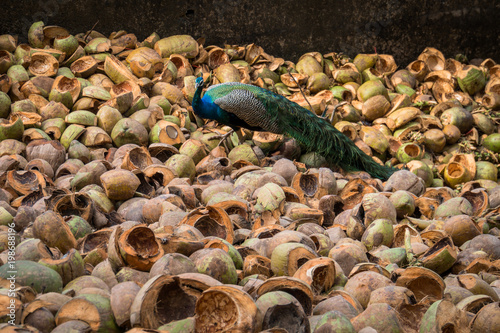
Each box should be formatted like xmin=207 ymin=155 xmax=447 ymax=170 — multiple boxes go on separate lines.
xmin=213 ymin=89 xmax=282 ymax=134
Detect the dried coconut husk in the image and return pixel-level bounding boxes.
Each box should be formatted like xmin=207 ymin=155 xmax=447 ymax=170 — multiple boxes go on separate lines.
xmin=456 ymin=294 xmax=494 ymax=314
xmin=95 ymin=225 xmax=120 ymax=267
xmin=121 ymin=146 xmax=153 ymax=171
xmin=254 ymin=276 xmax=314 ymax=316
xmin=448 ymin=153 xmax=476 ymax=180
xmin=109 ymin=281 xmax=141 ymax=329
xmin=165 ymin=184 xmax=197 ymax=209
xmin=245 ymin=43 xmax=264 ymax=65
xmin=280 ymin=73 xmax=307 ymax=88
xmin=109 ymin=81 xmax=141 ymax=102
xmin=348 ymin=263 xmax=392 ymax=280
xmin=115 ymin=266 xmax=150 ymax=287
xmin=393 ymin=224 xmax=422 ymax=247
xmin=50 ymin=75 xmax=80 ymax=104
xmin=28 ymin=52 xmax=58 ymax=77
xmin=91 ymin=259 xmax=118 ymax=290
xmin=21 ymin=76 xmax=53 ymax=99
xmin=19 ymin=300 xmax=55 ymax=331
xmin=0 ymin=155 xmax=20 ymax=174
xmin=312 ymin=297 xmax=360 ymax=325
xmin=56 ymin=159 xmax=84 ymax=178
xmin=270 ymin=242 xmax=317 ymax=277
xmin=287 ymin=93 xmax=327 ymax=115
xmin=210 ymin=200 xmax=248 ymax=221
xmin=422 ymin=187 xmax=456 ymax=203
xmin=25 ymin=127 xmax=54 ymax=145
xmin=118 ymin=225 xmax=164 ymax=271
xmin=340 ymin=178 xmax=378 ymax=210
xmin=418 ymin=236 xmax=457 ymax=274
xmin=169 ymin=54 xmax=194 ymax=81
xmin=104 ymin=54 xmax=138 ymax=84
xmin=188 ymin=247 xmax=238 ymax=284
xmin=418 ymin=48 xmax=445 ymax=72
xmin=282 ymin=186 xmax=302 ymax=204
xmin=71 ymin=160 xmax=111 ymax=191
xmin=419 ymin=298 xmax=469 ymax=333
xmin=156 ymin=230 xmax=203 ymax=254
xmin=464 ymin=257 xmax=500 ymax=275
xmin=129 ymin=275 xmax=199 ymax=329
xmin=180 ymin=206 xmax=234 ymax=244
xmin=141 ymin=195 xmax=179 ymax=224
xmin=53 ymin=192 xmax=94 ymax=223
xmin=26 ymin=138 xmax=66 ymax=171
xmin=203 ymin=238 xmax=243 ymax=269
xmin=80 ymin=126 xmax=112 ymax=147
xmin=33 ymin=210 xmax=77 ymax=254
xmin=443 ymin=214 xmax=481 ymax=247
xmin=55 ymin=293 xmax=119 ymax=332
xmin=207 ymin=47 xmax=230 ymax=69
xmin=14 ymin=238 xmax=57 ymax=261
xmin=318 ymin=289 xmax=363 ymax=314
xmin=194 ymin=285 xmax=259 ymax=332
xmin=393 ymin=266 xmax=445 ymax=302
xmin=70 ymin=55 xmax=98 ymax=77
xmin=176 ymin=272 xmax=223 ymax=292
xmin=291 ymin=171 xmax=333 ymax=203
xmin=5 ymin=24 xmax=500 ymax=331
xmin=38 ymin=248 xmax=85 ymax=286
xmin=13 ymin=111 xmax=42 ymax=130
xmin=6 ymin=169 xmax=46 ymax=195
xmin=285 ymin=208 xmax=324 ymax=227
xmin=469 ymin=302 xmax=500 ymax=332
xmin=456 ymin=274 xmax=499 ymax=302
xmin=351 ymin=303 xmax=403 ymax=332
xmin=292 ymin=257 xmax=335 ymax=294
xmin=410 ymin=208 xmax=436 ymax=225
xmin=460 ymin=189 xmax=489 ymax=216
xmin=255 ymin=291 xmax=310 ymax=332
xmin=100 ymin=169 xmax=141 ymax=201
xmin=418 ymin=228 xmax=446 ymax=246
xmin=243 ymin=255 xmax=272 ymax=278
xmin=386 ymin=106 xmax=421 ymax=131
xmin=148 ymin=143 xmax=179 ymax=162
xmin=150 ymin=120 xmax=185 ymax=146
xmin=78 ymin=228 xmax=111 ymax=257
xmin=342 ymin=270 xmax=392 ymax=309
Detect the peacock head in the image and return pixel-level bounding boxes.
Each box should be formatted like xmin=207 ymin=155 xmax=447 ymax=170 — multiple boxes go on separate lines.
xmin=195 ymin=77 xmax=205 ymax=90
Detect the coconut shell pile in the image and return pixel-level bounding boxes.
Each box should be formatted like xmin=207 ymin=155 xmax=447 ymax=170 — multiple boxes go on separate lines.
xmin=0 ymin=21 xmax=499 ymax=333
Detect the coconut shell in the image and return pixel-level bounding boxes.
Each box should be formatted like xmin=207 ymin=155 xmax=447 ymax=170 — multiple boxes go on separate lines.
xmin=129 ymin=275 xmax=198 ymax=329
xmin=255 ymin=290 xmax=309 ymax=333
xmin=0 ymin=260 xmax=63 ymax=293
xmin=100 ymin=169 xmax=140 ymax=201
xmin=118 ymin=225 xmax=164 ymax=271
xmin=33 ymin=210 xmax=77 ymax=254
xmin=394 ymin=266 xmax=445 ymax=302
xmin=470 ymin=302 xmax=500 ymax=332
xmin=39 ymin=248 xmax=85 ymax=286
xmin=194 ymin=285 xmax=258 ymax=332
xmin=292 ymin=257 xmax=335 ymax=294
xmin=55 ymin=293 xmax=120 ymax=332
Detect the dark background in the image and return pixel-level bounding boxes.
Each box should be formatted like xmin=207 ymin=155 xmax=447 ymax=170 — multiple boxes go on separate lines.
xmin=1 ymin=0 xmax=499 ymax=65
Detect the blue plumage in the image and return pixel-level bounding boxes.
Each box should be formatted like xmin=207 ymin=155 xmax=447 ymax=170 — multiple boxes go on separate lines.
xmin=192 ymin=77 xmax=396 ymax=180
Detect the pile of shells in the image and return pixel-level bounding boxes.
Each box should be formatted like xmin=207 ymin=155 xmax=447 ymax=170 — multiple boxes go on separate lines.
xmin=0 ymin=21 xmax=498 ymax=332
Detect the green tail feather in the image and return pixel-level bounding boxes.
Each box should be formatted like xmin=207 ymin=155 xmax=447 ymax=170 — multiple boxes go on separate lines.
xmin=259 ymin=92 xmax=397 ymax=180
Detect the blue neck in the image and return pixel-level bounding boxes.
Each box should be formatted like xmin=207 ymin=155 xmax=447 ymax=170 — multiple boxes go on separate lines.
xmin=192 ymin=86 xmax=219 ymax=120
xmin=192 ymin=85 xmax=204 ymax=111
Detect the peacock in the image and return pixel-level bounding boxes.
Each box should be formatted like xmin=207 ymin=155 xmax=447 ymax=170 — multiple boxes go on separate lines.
xmin=192 ymin=77 xmax=396 ymax=180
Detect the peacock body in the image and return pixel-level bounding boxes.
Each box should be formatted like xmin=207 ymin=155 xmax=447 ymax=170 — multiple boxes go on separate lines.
xmin=192 ymin=77 xmax=396 ymax=180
